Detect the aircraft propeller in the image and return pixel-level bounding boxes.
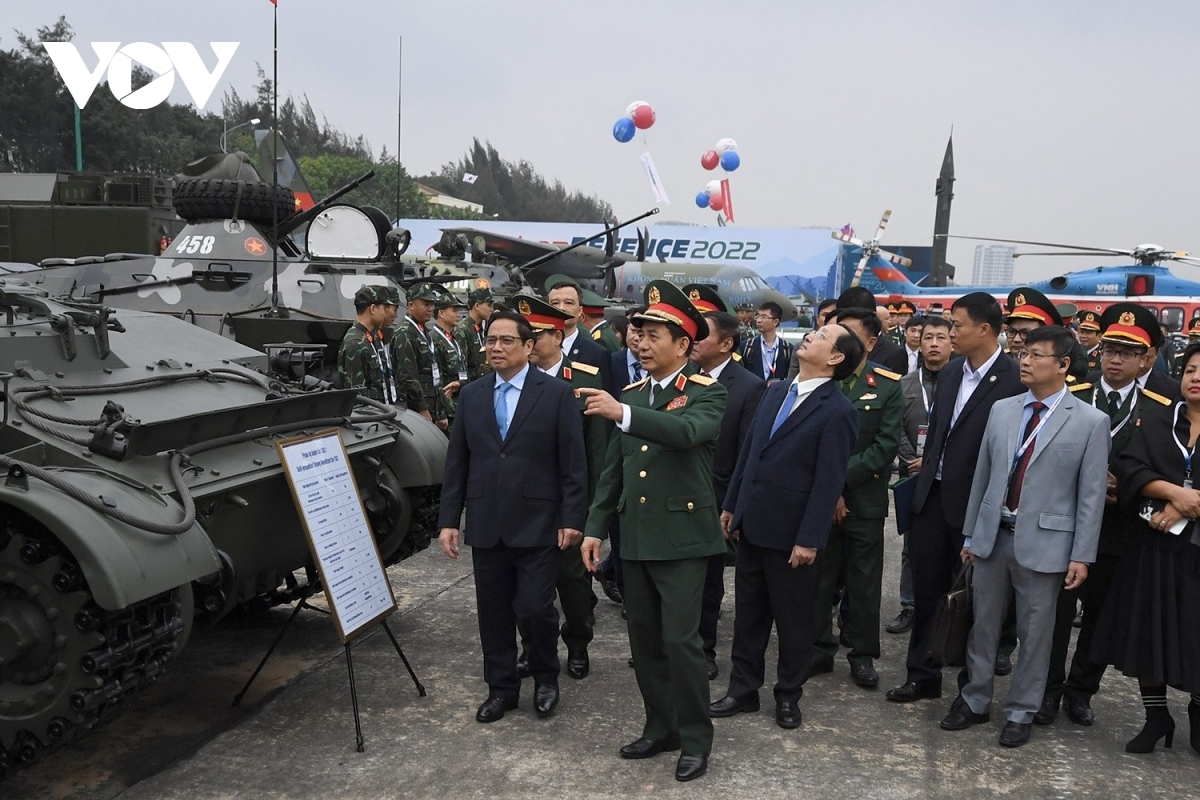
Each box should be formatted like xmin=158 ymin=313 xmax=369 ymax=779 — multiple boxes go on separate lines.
xmin=831 ymin=209 xmax=914 ymax=287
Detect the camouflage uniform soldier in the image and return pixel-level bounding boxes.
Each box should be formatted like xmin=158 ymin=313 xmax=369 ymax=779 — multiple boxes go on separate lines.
xmin=453 ymin=287 xmax=494 ymax=383
xmin=735 ymin=303 xmax=756 ymax=353
xmin=430 ymin=294 xmax=468 ymax=430
xmin=338 ymin=285 xmax=401 ymax=403
xmin=396 ymin=282 xmax=448 ymax=429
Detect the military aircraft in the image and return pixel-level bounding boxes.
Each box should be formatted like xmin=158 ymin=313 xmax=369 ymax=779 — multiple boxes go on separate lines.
xmin=869 ymin=236 xmax=1200 ymax=332
xmin=434 ymin=225 xmax=798 ymax=320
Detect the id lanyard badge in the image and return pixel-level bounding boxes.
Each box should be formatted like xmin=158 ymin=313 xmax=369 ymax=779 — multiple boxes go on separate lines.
xmin=916 ymin=424 xmax=929 ymax=457
xmin=1171 ymin=403 xmax=1195 ymax=489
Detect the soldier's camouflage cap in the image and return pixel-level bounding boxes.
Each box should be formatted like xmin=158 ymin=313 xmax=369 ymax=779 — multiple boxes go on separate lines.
xmin=354 ymin=284 xmax=396 ymax=307
xmin=434 ymin=293 xmax=465 ymax=310
xmin=407 ymin=282 xmax=438 ymax=302
xmin=467 ymin=287 xmax=493 ymax=305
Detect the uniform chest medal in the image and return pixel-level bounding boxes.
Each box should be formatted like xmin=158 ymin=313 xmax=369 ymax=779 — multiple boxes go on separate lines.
xmin=667 ymin=395 xmax=688 ymax=411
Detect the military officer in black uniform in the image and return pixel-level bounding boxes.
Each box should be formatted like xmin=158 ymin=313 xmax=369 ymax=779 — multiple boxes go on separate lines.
xmin=1078 ymin=310 xmax=1102 ymax=373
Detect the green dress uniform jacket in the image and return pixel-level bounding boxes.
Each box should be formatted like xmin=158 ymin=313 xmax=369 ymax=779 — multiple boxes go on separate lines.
xmin=562 ymin=358 xmax=610 ymax=500
xmin=589 ymin=319 xmax=621 ymax=353
xmin=453 ymin=315 xmax=492 ymax=383
xmin=841 ymin=364 xmax=904 ymax=518
xmin=585 ymin=364 xmax=728 ymax=560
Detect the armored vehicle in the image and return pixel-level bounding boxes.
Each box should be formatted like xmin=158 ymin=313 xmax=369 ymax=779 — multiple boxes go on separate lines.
xmin=0 ymin=281 xmax=445 ymax=778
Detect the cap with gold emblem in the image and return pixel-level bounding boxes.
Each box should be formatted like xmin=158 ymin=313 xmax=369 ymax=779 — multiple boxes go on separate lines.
xmin=682 ymin=283 xmax=728 ymax=314
xmin=1098 ymin=302 xmax=1162 ymax=348
xmin=632 ymin=280 xmax=709 ymax=341
xmin=895 ymin=300 xmax=916 ymax=315
xmin=513 ymin=293 xmax=573 ymax=331
xmin=1189 ymin=317 xmax=1200 ymax=337
xmin=1005 ymin=287 xmax=1063 ymax=326
xmin=1077 ymin=310 xmax=1101 ymax=332
xmin=886 ymin=302 xmax=898 ymax=313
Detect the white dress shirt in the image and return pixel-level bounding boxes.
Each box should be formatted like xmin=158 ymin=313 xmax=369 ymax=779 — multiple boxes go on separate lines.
xmin=937 ymin=344 xmax=1004 ymax=480
xmin=540 ymin=356 xmax=563 ymax=378
xmin=906 ymin=345 xmax=920 ymax=374
xmin=779 ymin=376 xmax=831 ymax=417
xmin=561 ymin=327 xmax=580 ymax=357
xmin=706 ymin=357 xmax=733 ymax=381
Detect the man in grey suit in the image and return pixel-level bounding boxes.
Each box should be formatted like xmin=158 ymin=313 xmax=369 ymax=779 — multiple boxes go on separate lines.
xmin=940 ymin=325 xmax=1109 ymax=748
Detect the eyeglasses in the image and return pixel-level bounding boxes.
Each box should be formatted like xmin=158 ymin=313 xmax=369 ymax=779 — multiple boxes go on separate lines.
xmin=1099 ymin=346 xmax=1146 ymax=362
xmin=484 ymin=335 xmax=524 ymax=348
xmin=1015 ymin=349 xmax=1061 ymax=361
xmin=1007 ymin=327 xmax=1037 ymax=340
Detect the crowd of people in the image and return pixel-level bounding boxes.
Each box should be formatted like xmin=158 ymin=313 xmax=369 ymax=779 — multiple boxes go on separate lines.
xmin=337 ymin=276 xmax=1200 ymax=783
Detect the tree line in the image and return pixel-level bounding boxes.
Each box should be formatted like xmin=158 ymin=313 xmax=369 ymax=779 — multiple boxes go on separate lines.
xmin=0 ymin=17 xmax=612 ymax=223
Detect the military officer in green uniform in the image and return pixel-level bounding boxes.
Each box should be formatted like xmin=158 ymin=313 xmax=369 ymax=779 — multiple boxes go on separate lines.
xmin=513 ymin=294 xmax=607 ymax=680
xmin=735 ymin=303 xmax=756 ymax=352
xmin=684 ymin=283 xmax=743 ymax=364
xmin=396 ymin=282 xmax=448 ymax=430
xmin=1042 ymin=302 xmax=1172 ymax=725
xmin=337 ymin=285 xmax=402 ymax=403
xmin=429 ymin=293 xmax=467 ymax=431
xmin=580 ymin=280 xmax=727 ymax=783
xmin=1078 ymin=310 xmax=1102 ymax=373
xmin=580 ymin=288 xmax=621 ymax=352
xmin=885 ymin=303 xmax=904 ymax=346
xmin=454 ymin=287 xmax=494 ymax=383
xmin=810 ymin=306 xmax=903 ymax=688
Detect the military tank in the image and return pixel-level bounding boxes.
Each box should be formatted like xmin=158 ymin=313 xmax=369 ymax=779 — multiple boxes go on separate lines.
xmin=0 ymin=281 xmax=445 ymax=778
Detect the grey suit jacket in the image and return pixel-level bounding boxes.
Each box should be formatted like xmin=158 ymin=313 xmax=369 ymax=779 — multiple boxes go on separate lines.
xmin=962 ymin=389 xmax=1109 ymax=573
xmin=897 ymin=366 xmax=936 ymax=474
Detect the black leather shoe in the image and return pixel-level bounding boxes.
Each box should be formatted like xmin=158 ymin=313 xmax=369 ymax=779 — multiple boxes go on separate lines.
xmin=534 ymin=683 xmax=559 ymax=718
xmin=850 ymin=662 xmax=879 ymax=688
xmin=709 ymin=693 xmax=760 ymax=717
xmin=999 ymin=721 xmax=1032 ymax=747
xmin=940 ymin=696 xmax=990 ymax=730
xmin=886 ymin=680 xmax=942 ymax=703
xmin=994 ymin=653 xmax=1013 ymax=676
xmin=476 ymin=696 xmax=518 ymax=723
xmin=566 ymin=649 xmax=589 ymax=680
xmin=706 ymin=658 xmax=719 ymax=681
xmin=675 ymin=753 xmax=708 ymax=782
xmin=776 ymin=701 xmax=802 ymax=729
xmin=809 ymin=657 xmax=834 ymax=675
xmin=598 ymin=572 xmax=624 ymax=604
xmin=886 ymin=608 xmax=914 ymax=634
xmin=1064 ymin=695 xmax=1094 ymax=726
xmin=619 ymin=734 xmax=681 ymax=759
xmin=1033 ymin=694 xmax=1060 ymax=725
xmin=516 ymin=653 xmax=531 ymax=680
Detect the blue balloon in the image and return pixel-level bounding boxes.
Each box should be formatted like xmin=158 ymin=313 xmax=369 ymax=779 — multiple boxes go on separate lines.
xmin=695 ymin=191 xmax=710 ymax=209
xmin=612 ymin=117 xmax=636 ymax=143
xmin=720 ymin=150 xmax=741 ymax=171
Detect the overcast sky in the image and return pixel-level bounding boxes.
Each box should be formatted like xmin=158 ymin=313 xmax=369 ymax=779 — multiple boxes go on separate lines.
xmin=7 ymin=1 xmax=1200 ymax=281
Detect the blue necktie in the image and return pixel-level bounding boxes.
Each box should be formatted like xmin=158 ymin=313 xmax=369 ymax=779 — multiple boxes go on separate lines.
xmin=495 ymin=381 xmax=511 ymax=439
xmin=770 ymin=383 xmax=800 ymax=437
xmin=632 ymin=361 xmax=643 ymax=382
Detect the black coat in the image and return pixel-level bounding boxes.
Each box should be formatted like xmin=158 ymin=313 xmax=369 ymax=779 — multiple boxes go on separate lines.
xmin=612 ymin=347 xmax=643 ymax=390
xmin=438 ymin=368 xmax=589 ymax=547
xmin=869 ymin=337 xmax=909 ymax=376
xmin=1086 ymin=368 xmax=1181 ymax=404
xmin=567 ymin=329 xmax=615 ymax=394
xmin=912 ymin=349 xmax=1024 ymax=528
xmin=712 ymin=359 xmax=767 ymax=502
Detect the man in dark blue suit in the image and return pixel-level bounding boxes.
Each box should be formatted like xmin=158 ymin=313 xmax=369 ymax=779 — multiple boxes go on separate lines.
xmin=546 ymin=275 xmax=614 ymax=393
xmin=709 ymin=323 xmax=862 ymax=729
xmin=886 ymin=292 xmax=1025 ymax=703
xmin=688 ymin=298 xmax=767 ymax=680
xmin=438 ymin=310 xmax=589 ymax=723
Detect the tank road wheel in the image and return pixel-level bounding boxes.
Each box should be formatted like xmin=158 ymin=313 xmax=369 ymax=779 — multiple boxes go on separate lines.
xmin=0 ymin=508 xmax=190 ymax=778
xmin=172 ymin=178 xmax=296 ymax=226
xmin=392 ymin=485 xmax=441 ymax=561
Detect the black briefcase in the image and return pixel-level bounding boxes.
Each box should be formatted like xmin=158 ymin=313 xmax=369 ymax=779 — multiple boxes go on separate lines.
xmin=927 ymin=561 xmax=973 ymax=667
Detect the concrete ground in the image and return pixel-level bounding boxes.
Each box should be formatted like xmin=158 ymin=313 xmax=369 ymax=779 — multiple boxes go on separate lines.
xmin=9 ymin=523 xmax=1200 ymax=799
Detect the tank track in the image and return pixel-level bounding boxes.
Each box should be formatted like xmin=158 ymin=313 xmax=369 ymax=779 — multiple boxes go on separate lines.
xmin=0 ymin=508 xmax=188 ymax=780
xmin=393 ymin=484 xmax=440 ymax=561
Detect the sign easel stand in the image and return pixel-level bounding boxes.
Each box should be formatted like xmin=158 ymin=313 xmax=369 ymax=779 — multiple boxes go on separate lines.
xmin=232 ymin=428 xmax=427 ymax=752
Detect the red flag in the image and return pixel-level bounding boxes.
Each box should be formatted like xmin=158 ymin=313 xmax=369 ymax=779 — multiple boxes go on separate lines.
xmin=720 ymin=178 xmax=734 ymax=223
xmin=268 ymin=0 xmax=277 ymax=5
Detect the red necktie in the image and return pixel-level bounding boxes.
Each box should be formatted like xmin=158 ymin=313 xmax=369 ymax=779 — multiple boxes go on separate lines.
xmin=1006 ymin=401 xmax=1046 ymax=511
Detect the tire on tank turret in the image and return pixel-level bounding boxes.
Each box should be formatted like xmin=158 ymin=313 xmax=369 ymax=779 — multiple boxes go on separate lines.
xmin=173 ymin=179 xmax=296 ymax=225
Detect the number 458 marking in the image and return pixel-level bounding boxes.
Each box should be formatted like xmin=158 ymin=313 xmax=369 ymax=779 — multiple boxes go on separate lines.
xmin=174 ymin=235 xmax=214 ymax=255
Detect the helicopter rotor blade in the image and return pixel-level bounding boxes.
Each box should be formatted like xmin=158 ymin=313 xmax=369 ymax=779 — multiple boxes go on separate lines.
xmin=937 ymin=234 xmax=1132 ymax=255
xmin=850 ymin=253 xmax=870 ymax=287
xmin=872 ymin=209 xmax=892 ymax=245
xmin=879 ymin=249 xmax=913 ymax=268
xmin=1012 ymin=250 xmax=1126 ymax=258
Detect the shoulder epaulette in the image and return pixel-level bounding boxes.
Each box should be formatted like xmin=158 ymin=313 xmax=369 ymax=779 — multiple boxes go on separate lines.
xmin=623 ymin=377 xmax=650 ymax=392
xmin=732 ymin=352 xmax=742 ymax=362
xmin=1066 ymin=374 xmax=1077 ymax=384
xmin=872 ymin=368 xmax=901 ymax=381
xmin=1069 ymin=382 xmax=1092 ymax=393
xmin=592 ymin=328 xmax=603 ymax=340
xmin=689 ymin=373 xmax=717 ymax=386
xmin=571 ymin=361 xmax=599 ymax=375
xmin=1142 ymin=389 xmax=1172 ymax=406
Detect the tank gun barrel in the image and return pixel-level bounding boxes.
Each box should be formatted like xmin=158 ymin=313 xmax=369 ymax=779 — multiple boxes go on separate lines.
xmin=275 ymin=169 xmax=376 ymax=238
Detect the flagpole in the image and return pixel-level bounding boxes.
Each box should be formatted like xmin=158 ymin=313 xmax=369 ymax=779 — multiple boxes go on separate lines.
xmin=267 ymin=0 xmax=283 ymax=316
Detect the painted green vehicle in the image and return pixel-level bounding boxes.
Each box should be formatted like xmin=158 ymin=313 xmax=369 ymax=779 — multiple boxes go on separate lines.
xmin=0 ymin=282 xmax=445 ymax=778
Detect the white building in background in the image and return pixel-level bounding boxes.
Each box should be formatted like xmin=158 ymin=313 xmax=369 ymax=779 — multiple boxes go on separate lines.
xmin=972 ymin=244 xmax=1016 ymax=285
